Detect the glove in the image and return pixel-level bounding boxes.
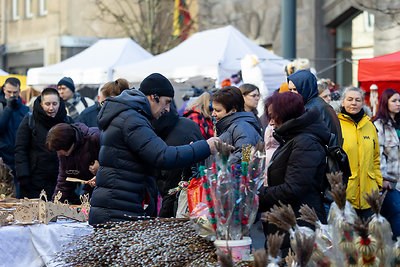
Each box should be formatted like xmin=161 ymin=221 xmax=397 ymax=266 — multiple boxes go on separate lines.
xmin=6 ymin=96 xmax=18 ymax=109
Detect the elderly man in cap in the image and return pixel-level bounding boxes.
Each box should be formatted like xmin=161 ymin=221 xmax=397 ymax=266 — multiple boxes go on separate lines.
xmin=89 ymin=73 xmax=221 ymax=225
xmin=57 ymin=77 xmax=94 ymax=120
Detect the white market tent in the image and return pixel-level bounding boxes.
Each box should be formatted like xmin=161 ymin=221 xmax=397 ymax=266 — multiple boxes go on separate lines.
xmin=113 ymin=25 xmax=289 ymax=90
xmin=27 ymin=38 xmax=153 ymax=86
xmin=0 ymin=69 xmax=9 ymax=76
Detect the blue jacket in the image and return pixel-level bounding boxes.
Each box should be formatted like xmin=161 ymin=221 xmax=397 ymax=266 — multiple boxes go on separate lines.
xmin=89 ymin=89 xmax=211 ymax=224
xmin=215 ymin=111 xmax=262 ymax=163
xmin=76 ymin=101 xmax=101 ymax=127
xmin=0 ymin=92 xmax=29 ymax=170
xmin=288 ymin=70 xmax=342 ymax=146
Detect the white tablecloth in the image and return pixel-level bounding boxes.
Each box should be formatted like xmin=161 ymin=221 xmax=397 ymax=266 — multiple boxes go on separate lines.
xmin=0 ymin=220 xmax=93 ymax=267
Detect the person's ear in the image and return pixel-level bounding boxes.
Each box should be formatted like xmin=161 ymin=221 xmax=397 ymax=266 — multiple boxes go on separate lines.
xmin=153 ymin=94 xmax=160 ymax=103
xmin=97 ymin=95 xmax=100 ymax=104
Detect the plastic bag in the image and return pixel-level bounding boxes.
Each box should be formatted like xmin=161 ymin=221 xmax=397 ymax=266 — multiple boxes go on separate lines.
xmin=176 ymin=188 xmax=189 ymax=218
xmin=187 ymin=177 xmax=207 ymax=213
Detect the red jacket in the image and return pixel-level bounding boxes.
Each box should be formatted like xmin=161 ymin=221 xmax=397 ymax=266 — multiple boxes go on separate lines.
xmin=183 ymin=108 xmax=214 ymax=139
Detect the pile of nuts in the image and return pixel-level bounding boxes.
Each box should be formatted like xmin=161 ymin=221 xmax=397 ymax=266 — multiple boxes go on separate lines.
xmin=55 ymin=217 xmax=219 ymax=266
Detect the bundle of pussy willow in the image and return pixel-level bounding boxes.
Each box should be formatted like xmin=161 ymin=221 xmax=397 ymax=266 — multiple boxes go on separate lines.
xmin=255 ymin=172 xmax=400 ymax=267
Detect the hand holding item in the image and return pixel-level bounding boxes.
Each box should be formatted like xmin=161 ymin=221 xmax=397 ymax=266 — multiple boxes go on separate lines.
xmin=206 ymin=137 xmax=220 ymax=155
xmin=382 ymin=180 xmax=392 ymax=190
xmin=206 ymin=137 xmax=234 ymax=155
xmin=89 ymin=160 xmax=99 ymax=175
xmin=85 ymin=176 xmax=96 ymax=187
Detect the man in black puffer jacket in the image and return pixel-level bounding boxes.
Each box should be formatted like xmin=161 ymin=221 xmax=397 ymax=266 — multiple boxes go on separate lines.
xmin=89 ymin=73 xmax=220 ymax=225
xmin=152 ymin=104 xmax=204 ymax=218
xmin=288 ymin=69 xmax=343 ymax=147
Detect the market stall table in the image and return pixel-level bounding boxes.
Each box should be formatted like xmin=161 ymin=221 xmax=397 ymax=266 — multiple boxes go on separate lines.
xmin=0 ymin=220 xmax=93 ymax=267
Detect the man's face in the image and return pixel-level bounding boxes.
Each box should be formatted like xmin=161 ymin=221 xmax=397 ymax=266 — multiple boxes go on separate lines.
xmin=57 ymin=85 xmax=74 ymax=101
xmin=150 ymin=95 xmax=172 ymax=119
xmin=3 ymin=83 xmax=20 ymax=99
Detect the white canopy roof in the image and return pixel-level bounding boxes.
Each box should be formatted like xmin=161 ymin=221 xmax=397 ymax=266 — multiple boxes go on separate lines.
xmin=0 ymin=69 xmax=9 ymax=76
xmin=113 ymin=25 xmax=289 ymax=90
xmin=27 ymin=38 xmax=153 ymax=86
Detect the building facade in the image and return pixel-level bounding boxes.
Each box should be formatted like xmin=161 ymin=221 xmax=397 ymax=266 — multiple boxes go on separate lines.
xmin=0 ymin=0 xmax=399 ymax=87
xmin=0 ymin=0 xmax=126 ymax=74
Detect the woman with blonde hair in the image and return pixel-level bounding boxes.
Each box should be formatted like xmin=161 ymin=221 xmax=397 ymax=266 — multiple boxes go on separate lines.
xmin=183 ymin=91 xmax=214 ymax=139
xmin=77 ymin=78 xmax=129 ymax=127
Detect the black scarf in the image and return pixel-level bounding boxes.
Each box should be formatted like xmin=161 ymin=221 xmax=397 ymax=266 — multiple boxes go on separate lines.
xmin=340 ymin=106 xmax=365 ymax=124
xmin=33 ymin=95 xmax=68 ymax=130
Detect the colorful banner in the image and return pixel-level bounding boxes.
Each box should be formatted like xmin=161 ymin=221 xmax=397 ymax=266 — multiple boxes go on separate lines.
xmin=173 ymin=0 xmax=192 ymax=40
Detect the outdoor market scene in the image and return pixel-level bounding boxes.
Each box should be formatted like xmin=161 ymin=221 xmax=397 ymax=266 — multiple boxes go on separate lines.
xmin=2 ymin=0 xmax=400 ymax=266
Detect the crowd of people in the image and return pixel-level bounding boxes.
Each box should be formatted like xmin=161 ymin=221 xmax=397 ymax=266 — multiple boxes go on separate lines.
xmin=1 ymin=69 xmax=400 ymax=252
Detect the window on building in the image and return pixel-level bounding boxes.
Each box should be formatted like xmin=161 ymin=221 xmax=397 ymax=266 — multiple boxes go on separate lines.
xmin=12 ymin=0 xmax=19 ymax=20
xmin=39 ymin=0 xmax=47 ymax=16
xmin=25 ymin=0 xmax=33 ymax=18
xmin=363 ymin=11 xmax=374 ymax=32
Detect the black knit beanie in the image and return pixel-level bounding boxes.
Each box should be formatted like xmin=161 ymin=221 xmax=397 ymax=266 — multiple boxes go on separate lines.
xmin=139 ymin=73 xmax=174 ymax=98
xmin=57 ymin=77 xmax=75 ymax=92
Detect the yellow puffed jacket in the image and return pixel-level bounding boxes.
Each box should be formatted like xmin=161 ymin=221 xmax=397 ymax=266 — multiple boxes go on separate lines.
xmin=339 ymin=112 xmax=383 ymax=210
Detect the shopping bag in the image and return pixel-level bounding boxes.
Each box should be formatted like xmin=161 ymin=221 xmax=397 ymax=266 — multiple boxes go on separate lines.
xmin=176 ymin=188 xmax=189 ymax=218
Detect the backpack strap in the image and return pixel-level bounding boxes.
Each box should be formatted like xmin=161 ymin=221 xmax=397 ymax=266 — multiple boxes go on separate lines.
xmin=81 ymin=97 xmax=88 ymax=108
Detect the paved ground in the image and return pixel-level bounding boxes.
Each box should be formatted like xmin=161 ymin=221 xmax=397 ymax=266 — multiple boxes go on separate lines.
xmin=249 ymin=220 xmax=265 ymax=250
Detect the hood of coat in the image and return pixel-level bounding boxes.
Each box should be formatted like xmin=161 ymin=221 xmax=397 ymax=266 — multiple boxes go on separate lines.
xmin=287 ymin=70 xmax=318 ymax=104
xmin=97 ymin=89 xmax=152 ymax=131
xmin=216 ymin=111 xmax=262 ymax=136
xmin=74 ymin=122 xmax=91 ymax=147
xmin=152 ymin=104 xmax=179 ymax=140
xmin=275 ymin=108 xmax=330 ymax=145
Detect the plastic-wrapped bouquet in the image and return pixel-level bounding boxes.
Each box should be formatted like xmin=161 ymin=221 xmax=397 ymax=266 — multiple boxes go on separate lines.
xmin=191 ymin=140 xmax=265 ymax=241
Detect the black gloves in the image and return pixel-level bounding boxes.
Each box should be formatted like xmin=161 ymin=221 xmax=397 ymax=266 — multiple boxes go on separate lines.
xmin=6 ymin=96 xmax=18 ymax=109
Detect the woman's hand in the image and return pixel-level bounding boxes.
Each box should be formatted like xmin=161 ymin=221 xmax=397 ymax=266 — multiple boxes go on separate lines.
xmin=85 ymin=176 xmax=96 ymax=187
xmin=382 ymin=180 xmax=392 ymax=190
xmin=89 ymin=160 xmax=99 ymax=175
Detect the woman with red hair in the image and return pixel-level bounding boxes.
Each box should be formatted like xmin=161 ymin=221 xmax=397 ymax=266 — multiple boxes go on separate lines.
xmin=259 ymin=91 xmax=330 ymax=255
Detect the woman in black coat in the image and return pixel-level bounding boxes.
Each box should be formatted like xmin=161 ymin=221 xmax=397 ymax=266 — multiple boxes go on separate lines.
xmin=259 ymin=92 xmax=330 ymax=254
xmin=15 ymin=88 xmax=72 ymax=199
xmin=212 ymin=86 xmax=262 ymax=163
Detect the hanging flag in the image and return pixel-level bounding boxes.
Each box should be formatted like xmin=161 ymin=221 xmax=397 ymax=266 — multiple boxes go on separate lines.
xmin=173 ymin=0 xmax=192 ymax=40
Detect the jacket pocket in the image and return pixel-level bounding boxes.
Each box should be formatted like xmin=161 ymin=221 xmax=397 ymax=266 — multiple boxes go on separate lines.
xmin=367 ymin=170 xmax=379 ymax=191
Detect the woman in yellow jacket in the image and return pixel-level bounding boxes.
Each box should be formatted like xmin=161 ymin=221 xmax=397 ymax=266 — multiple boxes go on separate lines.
xmin=339 ymin=86 xmax=383 ymax=220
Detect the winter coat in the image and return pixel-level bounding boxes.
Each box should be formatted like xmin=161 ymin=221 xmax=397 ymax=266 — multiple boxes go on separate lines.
xmin=89 ymin=89 xmax=211 ymax=225
xmin=288 ymin=70 xmax=343 ymax=147
xmin=52 ymin=123 xmax=100 ymax=203
xmin=373 ymin=119 xmax=400 ymax=190
xmin=0 ymin=92 xmax=29 ymax=170
xmin=183 ymin=108 xmax=214 ymax=139
xmin=15 ymin=96 xmax=72 ymax=198
xmin=153 ymin=106 xmax=204 ymax=218
xmin=339 ymin=113 xmax=383 ymax=210
xmin=215 ymin=111 xmax=262 ymax=163
xmin=258 ymin=108 xmax=330 ymax=252
xmin=76 ymin=101 xmax=101 ymax=127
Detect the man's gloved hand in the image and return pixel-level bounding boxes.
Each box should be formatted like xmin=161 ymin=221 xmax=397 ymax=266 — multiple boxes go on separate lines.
xmin=6 ymin=96 xmax=18 ymax=109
